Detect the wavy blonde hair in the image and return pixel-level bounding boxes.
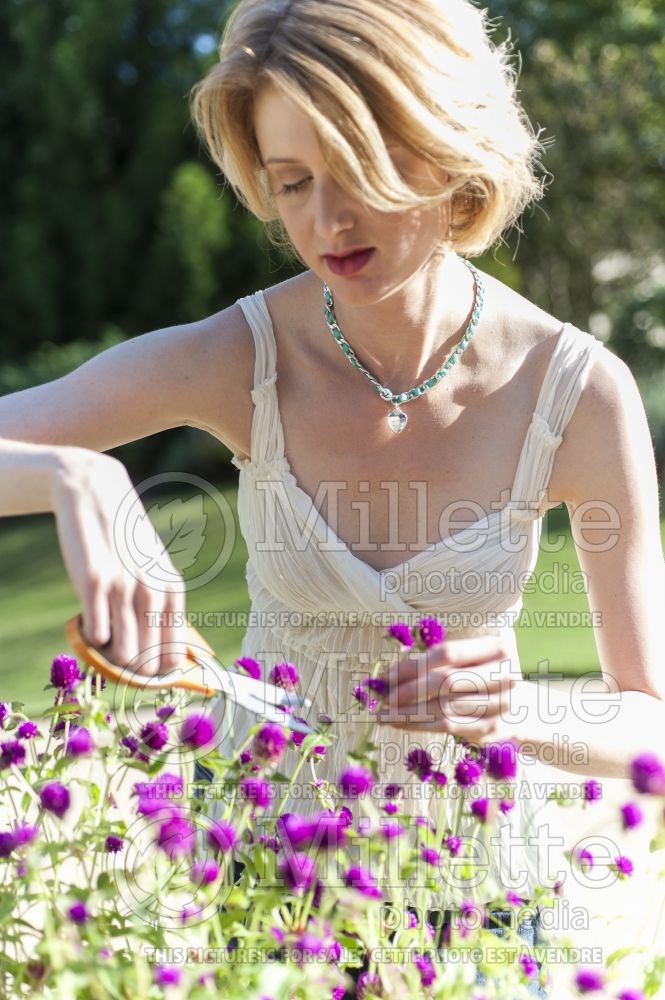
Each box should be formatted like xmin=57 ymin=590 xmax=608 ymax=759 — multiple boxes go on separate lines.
xmin=189 ymin=0 xmax=548 ymax=259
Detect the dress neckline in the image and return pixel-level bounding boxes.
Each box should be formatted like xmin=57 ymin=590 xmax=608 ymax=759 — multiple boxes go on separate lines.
xmin=231 ymin=303 xmax=578 ymax=575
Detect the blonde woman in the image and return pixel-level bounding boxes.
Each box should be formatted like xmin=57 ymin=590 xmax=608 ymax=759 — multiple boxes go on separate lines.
xmin=1 ymin=0 xmax=663 ymax=996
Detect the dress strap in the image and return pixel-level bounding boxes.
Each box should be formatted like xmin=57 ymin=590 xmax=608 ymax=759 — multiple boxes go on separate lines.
xmin=509 ymin=323 xmax=604 ymax=514
xmin=232 ymin=291 xmax=286 ymax=468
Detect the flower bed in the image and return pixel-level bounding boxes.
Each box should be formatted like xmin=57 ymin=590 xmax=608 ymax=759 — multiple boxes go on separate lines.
xmin=0 ymin=620 xmax=663 ymax=998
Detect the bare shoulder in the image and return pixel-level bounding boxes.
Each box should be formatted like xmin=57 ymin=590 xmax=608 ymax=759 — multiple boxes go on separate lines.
xmin=554 ymin=337 xmax=649 ymax=507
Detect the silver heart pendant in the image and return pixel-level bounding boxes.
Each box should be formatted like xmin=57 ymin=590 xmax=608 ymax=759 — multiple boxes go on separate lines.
xmin=387 ymin=408 xmax=407 ymax=433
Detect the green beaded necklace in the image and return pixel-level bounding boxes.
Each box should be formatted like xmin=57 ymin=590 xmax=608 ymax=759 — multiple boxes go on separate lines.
xmin=322 ymin=257 xmax=485 ymax=433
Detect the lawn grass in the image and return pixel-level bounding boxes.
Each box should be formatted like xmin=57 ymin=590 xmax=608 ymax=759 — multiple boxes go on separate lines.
xmin=0 ymin=481 xmax=662 ymax=716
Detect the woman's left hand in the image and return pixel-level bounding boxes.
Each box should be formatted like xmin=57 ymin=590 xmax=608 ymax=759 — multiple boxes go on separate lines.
xmin=375 ymin=638 xmax=526 ymax=746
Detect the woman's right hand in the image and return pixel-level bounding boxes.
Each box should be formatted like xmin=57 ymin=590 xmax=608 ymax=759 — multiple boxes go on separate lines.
xmin=50 ymin=448 xmax=189 ymax=676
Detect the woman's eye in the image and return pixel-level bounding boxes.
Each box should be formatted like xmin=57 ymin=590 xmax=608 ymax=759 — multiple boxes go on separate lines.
xmin=279 ymin=178 xmax=310 ymax=196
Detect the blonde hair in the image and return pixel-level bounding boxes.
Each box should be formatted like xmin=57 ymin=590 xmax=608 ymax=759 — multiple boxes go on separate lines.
xmin=189 ymin=0 xmax=548 ymax=259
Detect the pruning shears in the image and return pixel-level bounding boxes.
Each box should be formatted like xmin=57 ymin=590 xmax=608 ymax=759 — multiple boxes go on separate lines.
xmin=64 ymin=613 xmax=316 ymax=735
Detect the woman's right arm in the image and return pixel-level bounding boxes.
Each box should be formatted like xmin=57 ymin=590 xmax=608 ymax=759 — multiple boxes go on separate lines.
xmin=0 ymin=304 xmax=255 ymax=673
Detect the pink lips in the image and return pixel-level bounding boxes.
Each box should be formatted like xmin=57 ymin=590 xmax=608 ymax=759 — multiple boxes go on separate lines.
xmin=324 ymin=248 xmax=375 ymax=276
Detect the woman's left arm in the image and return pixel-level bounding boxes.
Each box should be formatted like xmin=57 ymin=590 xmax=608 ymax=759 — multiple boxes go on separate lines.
xmin=506 ymin=344 xmax=665 ymax=777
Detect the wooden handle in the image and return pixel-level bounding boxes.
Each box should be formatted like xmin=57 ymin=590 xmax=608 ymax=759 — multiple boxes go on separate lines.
xmin=64 ymin=613 xmax=221 ymax=696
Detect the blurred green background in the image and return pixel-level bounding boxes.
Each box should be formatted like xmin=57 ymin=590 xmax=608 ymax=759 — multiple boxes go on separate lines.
xmin=1 ymin=0 xmax=664 ymax=712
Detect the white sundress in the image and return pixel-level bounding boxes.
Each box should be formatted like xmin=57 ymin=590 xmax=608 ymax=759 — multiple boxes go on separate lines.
xmin=207 ymin=285 xmax=604 ymax=913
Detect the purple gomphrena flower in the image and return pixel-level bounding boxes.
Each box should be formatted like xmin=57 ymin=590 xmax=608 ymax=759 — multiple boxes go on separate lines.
xmin=239 ymin=748 xmax=253 ymax=765
xmin=235 ymin=656 xmax=262 ymax=680
xmin=415 ymin=953 xmax=436 ymax=987
xmin=418 ymin=617 xmax=446 ymax=648
xmin=39 ymin=782 xmax=70 ymax=818
xmin=252 ymin=723 xmax=287 ymax=766
xmin=620 ymin=802 xmax=643 ymax=830
xmin=98 ymin=947 xmax=112 ymax=960
xmin=68 ymin=900 xmax=88 ymax=924
xmin=0 ymin=703 xmax=8 ymax=728
xmin=240 ymin=776 xmax=272 ymax=809
xmin=156 ymin=813 xmax=196 ymax=860
xmin=191 ymin=858 xmax=220 ymax=885
xmin=66 ymin=726 xmax=95 ymax=756
xmin=405 ymin=748 xmax=434 ymax=782
xmin=339 ymin=806 xmax=353 ymax=826
xmin=339 ymin=765 xmax=375 ymax=798
xmin=207 ymin=819 xmax=238 ymax=855
xmin=134 ymin=772 xmax=183 ymax=819
xmin=181 ymin=904 xmax=202 ymax=924
xmin=364 ymin=676 xmax=388 ymax=699
xmin=352 ymin=686 xmax=377 ymax=712
xmin=387 ymin=622 xmax=415 ymax=648
xmin=575 ymin=847 xmax=594 ymax=871
xmin=0 ymin=832 xmax=17 ymax=857
xmin=500 ymin=798 xmax=515 ymax=813
xmin=507 ymin=891 xmax=524 ymax=906
xmin=617 ymin=991 xmax=645 ymax=1000
xmin=50 ymin=654 xmax=81 ymax=690
xmin=356 ymin=971 xmax=381 ymax=999
xmin=582 ymin=779 xmax=602 ymax=802
xmin=384 ymin=783 xmax=402 ymax=799
xmin=615 ymin=855 xmax=634 ymax=878
xmin=14 ymin=824 xmax=38 ymax=846
xmin=520 ymin=953 xmax=539 ymax=978
xmin=180 ymin=712 xmax=215 ymax=750
xmin=268 ymin=662 xmax=299 ymax=691
xmin=140 ymin=720 xmax=169 ymax=752
xmin=471 ymin=798 xmax=489 ymax=823
xmin=156 ymin=705 xmax=175 ymax=720
xmin=293 ymin=931 xmax=327 ymax=965
xmin=0 ymin=740 xmax=26 ymax=769
xmin=446 ymin=835 xmax=462 ymax=856
xmin=381 ymin=820 xmax=405 ymax=840
xmin=17 ymin=721 xmax=39 ymax=740
xmin=630 ymin=752 xmax=665 ymax=795
xmin=278 ymin=812 xmax=347 ymax=852
xmin=105 ymin=835 xmax=124 ymax=853
xmin=483 ymin=740 xmax=519 ymax=780
xmin=343 ymin=864 xmax=383 ymax=899
xmin=455 ymin=756 xmax=484 ymax=786
xmin=574 ymin=968 xmax=604 ymax=993
xmin=332 ymin=988 xmax=346 ymax=1000
xmin=278 ymin=852 xmax=317 ymax=894
xmin=121 ymin=735 xmax=149 ymax=764
xmin=154 ymin=966 xmax=182 ymax=987
xmin=421 ymin=847 xmax=440 ymax=867
xmin=289 ymin=718 xmax=311 ymax=748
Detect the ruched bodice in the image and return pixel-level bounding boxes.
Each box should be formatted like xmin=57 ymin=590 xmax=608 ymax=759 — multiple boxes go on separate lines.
xmin=209 ymin=284 xmax=604 ymax=910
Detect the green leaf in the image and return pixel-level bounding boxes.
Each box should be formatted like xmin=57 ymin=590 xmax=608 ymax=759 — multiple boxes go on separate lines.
xmin=649 ymin=831 xmax=665 ymax=853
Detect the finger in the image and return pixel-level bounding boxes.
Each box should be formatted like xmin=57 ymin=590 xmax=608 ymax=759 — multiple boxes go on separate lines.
xmin=381 ymin=637 xmax=509 ymax=690
xmin=133 ymin=581 xmax=165 ymax=673
xmin=105 ymin=581 xmax=141 ymax=671
xmin=159 ymin=580 xmax=189 ymax=672
xmin=384 ymin=660 xmax=514 ymax=709
xmin=81 ymin=575 xmax=111 ymax=649
xmin=378 ymin=688 xmax=510 ymax=727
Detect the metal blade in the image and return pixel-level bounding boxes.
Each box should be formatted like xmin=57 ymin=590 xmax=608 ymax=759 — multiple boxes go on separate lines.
xmin=190 ymin=650 xmax=314 ymax=726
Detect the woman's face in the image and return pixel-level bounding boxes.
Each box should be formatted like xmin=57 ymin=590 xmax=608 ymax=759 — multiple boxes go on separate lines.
xmin=253 ymin=86 xmax=451 ymax=300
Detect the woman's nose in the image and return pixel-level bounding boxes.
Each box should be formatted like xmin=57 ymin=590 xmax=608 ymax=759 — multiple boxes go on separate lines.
xmin=313 ymin=174 xmax=356 ymax=238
